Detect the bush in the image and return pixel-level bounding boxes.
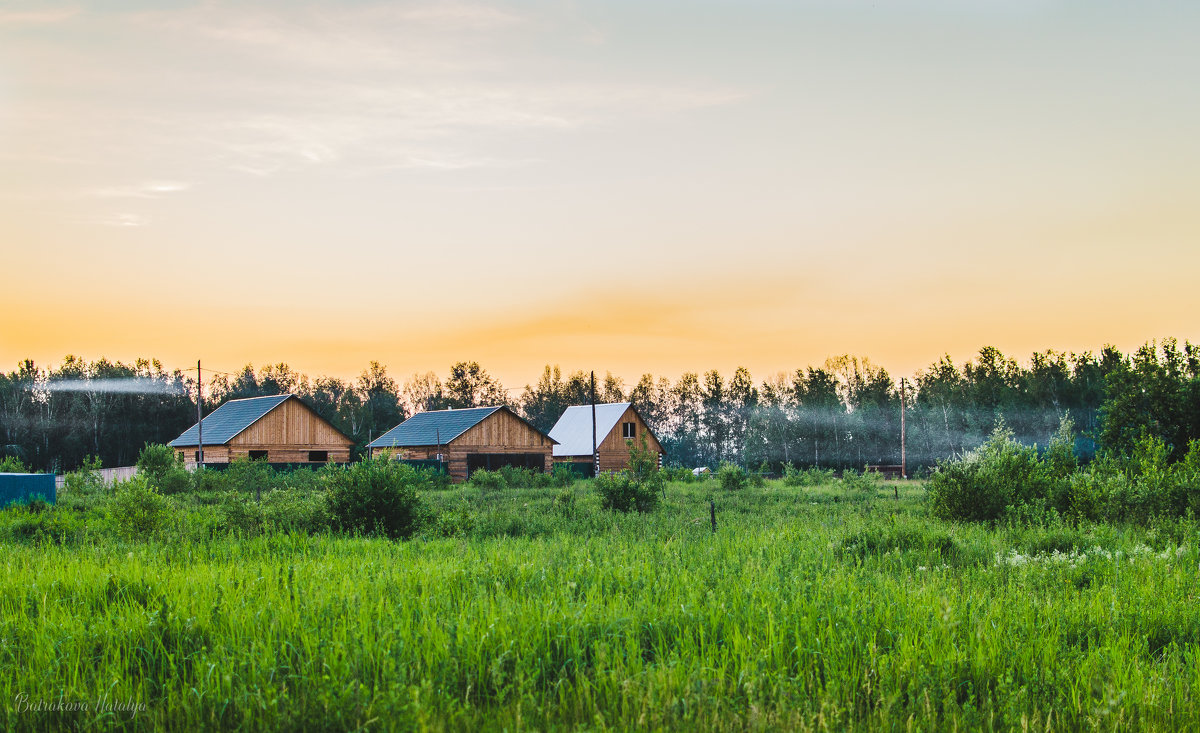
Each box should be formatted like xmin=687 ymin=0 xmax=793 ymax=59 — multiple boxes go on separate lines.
xmin=840 ymin=468 xmax=882 ymax=496
xmin=499 ymin=465 xmax=552 ymax=489
xmin=222 ymin=456 xmax=277 ymax=496
xmin=63 ymin=455 xmax=104 ymax=495
xmin=594 ymin=471 xmax=659 ymax=513
xmin=717 ymin=463 xmax=748 ymax=491
xmin=470 ymin=469 xmax=507 ymax=492
xmin=0 ymin=455 xmax=28 ymax=473
xmin=782 ymin=464 xmax=836 ymax=487
xmin=261 ymin=488 xmax=331 ymax=534
xmin=216 ymin=491 xmax=266 ymax=536
xmin=324 ymin=459 xmax=429 ymax=539
xmin=929 ymin=423 xmax=1065 ymax=523
xmin=109 ymin=475 xmax=175 ymax=538
xmin=552 ymin=464 xmax=577 ymax=488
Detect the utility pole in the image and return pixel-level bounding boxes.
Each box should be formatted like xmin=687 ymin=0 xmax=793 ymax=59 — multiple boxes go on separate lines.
xmin=590 ymin=371 xmax=598 ymax=477
xmin=899 ymin=377 xmax=907 ymax=480
xmin=196 ymin=360 xmax=204 ymax=468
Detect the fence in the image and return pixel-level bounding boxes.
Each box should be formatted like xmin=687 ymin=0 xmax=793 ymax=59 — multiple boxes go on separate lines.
xmin=54 ymin=466 xmax=139 ymax=491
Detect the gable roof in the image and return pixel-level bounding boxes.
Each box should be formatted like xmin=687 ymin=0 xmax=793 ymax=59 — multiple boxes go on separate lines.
xmin=548 ymin=402 xmax=641 ymax=457
xmin=169 ymin=394 xmax=292 ymax=447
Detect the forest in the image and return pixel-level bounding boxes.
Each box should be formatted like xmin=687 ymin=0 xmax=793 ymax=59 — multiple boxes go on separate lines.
xmin=1 ymin=339 xmax=1198 ymax=473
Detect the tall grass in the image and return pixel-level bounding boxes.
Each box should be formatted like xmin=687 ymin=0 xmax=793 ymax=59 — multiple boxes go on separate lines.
xmin=0 ymin=478 xmax=1197 ymax=730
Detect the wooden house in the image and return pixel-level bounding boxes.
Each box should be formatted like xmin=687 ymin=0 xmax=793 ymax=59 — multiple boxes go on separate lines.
xmin=169 ymin=394 xmax=353 ymax=466
xmin=548 ymin=402 xmax=663 ymax=474
xmin=368 ymin=406 xmax=555 ymax=482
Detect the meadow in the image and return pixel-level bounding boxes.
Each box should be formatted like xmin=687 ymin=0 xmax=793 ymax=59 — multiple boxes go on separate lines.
xmin=1 ymin=471 xmax=1198 ymax=731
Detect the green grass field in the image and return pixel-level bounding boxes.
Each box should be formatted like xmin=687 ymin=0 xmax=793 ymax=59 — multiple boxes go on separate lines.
xmin=2 ymin=478 xmax=1198 ymax=731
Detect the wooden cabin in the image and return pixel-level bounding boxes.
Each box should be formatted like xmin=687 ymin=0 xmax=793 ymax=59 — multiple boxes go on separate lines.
xmin=169 ymin=394 xmax=353 ymax=466
xmin=548 ymin=402 xmax=663 ymax=474
xmin=369 ymin=406 xmax=555 ymax=483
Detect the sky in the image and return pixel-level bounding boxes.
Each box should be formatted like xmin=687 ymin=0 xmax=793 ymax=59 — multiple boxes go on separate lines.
xmin=2 ymin=0 xmax=1199 ymax=389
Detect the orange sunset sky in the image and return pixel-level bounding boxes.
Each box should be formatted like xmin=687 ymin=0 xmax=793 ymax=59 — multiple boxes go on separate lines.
xmin=2 ymin=1 xmax=1198 ymax=388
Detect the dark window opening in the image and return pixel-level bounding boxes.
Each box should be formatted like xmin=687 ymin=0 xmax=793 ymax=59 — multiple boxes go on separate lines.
xmin=308 ymin=450 xmax=328 ymax=463
xmin=248 ymin=450 xmax=268 ymax=461
xmin=193 ymin=451 xmax=199 ymax=462
xmin=622 ymin=422 xmax=636 ymax=439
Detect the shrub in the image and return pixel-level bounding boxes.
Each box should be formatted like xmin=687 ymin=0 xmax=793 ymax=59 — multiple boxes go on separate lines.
xmin=594 ymin=471 xmax=659 ymax=513
xmin=261 ymin=488 xmax=331 ymax=534
xmin=470 ymin=469 xmax=507 ymax=493
xmin=324 ymin=459 xmax=429 ymax=539
xmin=782 ymin=464 xmax=836 ymax=487
xmin=63 ymin=455 xmax=104 ymax=495
xmin=717 ymin=463 xmax=748 ymax=491
xmin=498 ymin=465 xmax=552 ymax=489
xmin=0 ymin=455 xmax=28 ymax=473
xmin=928 ymin=423 xmax=1062 ymax=522
xmin=552 ymin=464 xmax=577 ymax=488
xmin=840 ymin=468 xmax=882 ymax=496
xmin=109 ymin=475 xmax=175 ymax=538
xmin=222 ymin=456 xmax=277 ymax=497
xmin=137 ymin=443 xmax=179 ymax=477
xmin=216 ymin=491 xmax=266 ymax=536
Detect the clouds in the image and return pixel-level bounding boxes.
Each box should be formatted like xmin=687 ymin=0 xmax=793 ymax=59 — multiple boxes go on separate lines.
xmin=92 ymin=181 xmax=191 ymax=199
xmin=0 ymin=1 xmax=745 ymax=182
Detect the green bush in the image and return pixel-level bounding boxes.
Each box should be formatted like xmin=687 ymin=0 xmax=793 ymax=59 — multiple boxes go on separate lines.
xmin=470 ymin=469 xmax=507 ymax=492
xmin=929 ymin=423 xmax=1063 ymax=523
xmin=222 ymin=456 xmax=278 ymax=496
xmin=840 ymin=468 xmax=882 ymax=496
xmin=109 ymin=475 xmax=175 ymax=538
xmin=323 ymin=459 xmax=429 ymax=539
xmin=782 ymin=464 xmax=836 ymax=487
xmin=216 ymin=491 xmax=266 ymax=536
xmin=717 ymin=463 xmax=747 ymax=491
xmin=498 ymin=465 xmax=553 ymax=489
xmin=0 ymin=455 xmax=28 ymax=473
xmin=63 ymin=455 xmax=104 ymax=495
xmin=594 ymin=471 xmax=659 ymax=513
xmin=261 ymin=488 xmax=331 ymax=534
xmin=552 ymin=464 xmax=577 ymax=488
xmin=137 ymin=443 xmax=193 ymax=495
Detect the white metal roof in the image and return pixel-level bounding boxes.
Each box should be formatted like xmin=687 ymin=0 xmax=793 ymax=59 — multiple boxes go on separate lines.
xmin=548 ymin=402 xmax=632 ymax=457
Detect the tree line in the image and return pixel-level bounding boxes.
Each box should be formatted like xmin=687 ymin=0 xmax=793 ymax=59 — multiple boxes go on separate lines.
xmin=2 ymin=340 xmax=1198 ymax=472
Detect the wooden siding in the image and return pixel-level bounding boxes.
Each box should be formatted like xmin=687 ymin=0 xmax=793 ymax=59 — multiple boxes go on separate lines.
xmin=179 ymin=398 xmax=352 ymax=465
xmin=558 ymin=405 xmax=663 ymax=473
xmin=178 ymin=446 xmax=230 ymax=466
xmin=372 ymin=411 xmax=552 ymax=482
xmin=454 ymin=409 xmax=552 ymax=448
xmin=230 ymin=398 xmax=353 ymax=450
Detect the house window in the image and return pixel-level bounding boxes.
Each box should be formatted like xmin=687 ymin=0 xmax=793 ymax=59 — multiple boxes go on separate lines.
xmin=622 ymin=422 xmax=636 ymax=439
xmin=248 ymin=450 xmax=268 ymax=461
xmin=308 ymin=450 xmax=328 ymax=463
xmin=193 ymin=451 xmax=199 ymax=462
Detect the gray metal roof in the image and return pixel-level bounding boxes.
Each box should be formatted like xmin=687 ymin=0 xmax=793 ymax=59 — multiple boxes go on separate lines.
xmin=369 ymin=406 xmax=503 ymax=448
xmin=169 ymin=394 xmax=291 ymax=447
xmin=548 ymin=402 xmax=633 ymax=457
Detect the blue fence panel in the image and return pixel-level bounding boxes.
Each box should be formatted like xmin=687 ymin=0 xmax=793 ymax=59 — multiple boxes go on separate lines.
xmin=0 ymin=473 xmax=56 ymax=509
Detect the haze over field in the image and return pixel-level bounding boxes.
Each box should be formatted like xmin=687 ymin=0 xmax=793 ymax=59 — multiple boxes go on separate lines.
xmin=3 ymin=1 xmax=1199 ymax=384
